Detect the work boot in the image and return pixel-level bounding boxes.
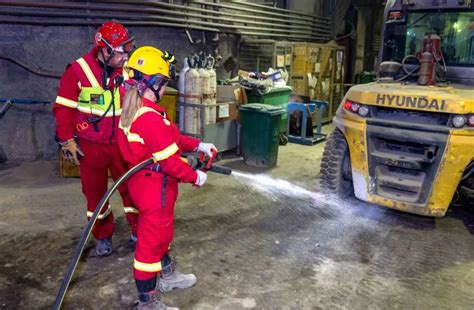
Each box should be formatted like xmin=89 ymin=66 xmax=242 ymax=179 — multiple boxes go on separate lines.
xmin=158 ymin=255 xmax=197 ymax=292
xmin=95 ymin=237 xmax=112 ymax=256
xmin=137 ymin=290 xmax=178 ymax=310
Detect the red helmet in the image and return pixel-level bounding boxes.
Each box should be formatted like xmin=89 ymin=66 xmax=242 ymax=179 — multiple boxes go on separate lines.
xmin=95 ymin=20 xmax=135 ymax=53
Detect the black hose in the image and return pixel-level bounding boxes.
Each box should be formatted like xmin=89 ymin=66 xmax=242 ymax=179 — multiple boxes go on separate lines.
xmin=53 ymin=158 xmax=154 ymax=310
xmin=0 ymin=55 xmax=61 ymax=79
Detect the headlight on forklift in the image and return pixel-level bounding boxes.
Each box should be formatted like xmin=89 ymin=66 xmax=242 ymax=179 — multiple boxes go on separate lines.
xmin=358 ymin=105 xmax=370 ymax=117
xmin=344 ymin=100 xmax=369 ymax=117
xmin=350 ymin=103 xmax=360 ymax=113
xmin=452 ymin=115 xmax=467 ymax=128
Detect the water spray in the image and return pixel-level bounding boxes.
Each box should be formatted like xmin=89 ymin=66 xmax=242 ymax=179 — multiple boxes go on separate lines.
xmin=230 ymin=170 xmax=345 ymax=210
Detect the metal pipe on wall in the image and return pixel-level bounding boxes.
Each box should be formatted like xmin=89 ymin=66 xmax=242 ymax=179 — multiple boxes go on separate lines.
xmin=0 ymin=17 xmax=221 ymax=33
xmin=0 ymin=8 xmax=323 ymax=38
xmin=2 ymin=0 xmax=330 ymax=34
xmin=4 ymin=0 xmax=314 ymax=33
xmin=99 ymin=0 xmax=327 ymax=30
xmin=187 ymin=0 xmax=330 ymax=28
xmin=99 ymin=0 xmax=330 ymax=31
xmin=0 ymin=0 xmax=331 ymax=42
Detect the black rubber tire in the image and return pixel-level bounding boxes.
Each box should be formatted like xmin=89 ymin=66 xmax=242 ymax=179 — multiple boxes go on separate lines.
xmin=319 ymin=128 xmax=354 ymax=198
xmin=279 ymin=134 xmax=288 ymax=146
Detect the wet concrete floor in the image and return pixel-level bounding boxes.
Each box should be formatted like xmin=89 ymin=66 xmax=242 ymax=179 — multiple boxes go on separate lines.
xmin=0 ymin=129 xmax=473 ymax=309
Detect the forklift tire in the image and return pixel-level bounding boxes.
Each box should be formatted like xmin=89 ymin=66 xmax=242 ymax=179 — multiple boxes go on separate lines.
xmin=0 ymin=146 xmax=6 ymax=163
xmin=319 ymin=128 xmax=353 ymax=198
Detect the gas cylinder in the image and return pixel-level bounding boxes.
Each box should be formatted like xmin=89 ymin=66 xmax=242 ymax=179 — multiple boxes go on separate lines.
xmin=418 ymin=33 xmax=441 ymax=86
xmin=184 ymin=57 xmax=201 ymax=135
xmin=197 ymin=59 xmax=211 ymax=126
xmin=418 ymin=51 xmax=435 ymax=85
xmin=206 ymin=55 xmax=217 ymax=124
xmin=178 ymin=58 xmax=190 ymax=131
xmin=430 ymin=34 xmax=442 ymax=60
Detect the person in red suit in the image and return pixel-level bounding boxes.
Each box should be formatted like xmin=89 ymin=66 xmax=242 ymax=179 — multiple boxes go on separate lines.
xmin=117 ymin=46 xmax=216 ymax=309
xmin=53 ymin=21 xmax=138 ymax=256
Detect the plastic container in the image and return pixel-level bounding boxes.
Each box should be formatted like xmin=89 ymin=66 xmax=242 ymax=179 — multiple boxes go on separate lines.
xmin=239 ymin=103 xmax=285 ymax=167
xmin=246 ymin=86 xmax=292 ymax=141
xmin=160 ymin=87 xmax=178 ymax=123
xmin=355 ymin=71 xmax=376 ymax=84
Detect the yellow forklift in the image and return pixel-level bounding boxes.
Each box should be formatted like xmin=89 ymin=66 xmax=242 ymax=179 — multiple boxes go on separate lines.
xmin=320 ymin=0 xmax=474 ymax=216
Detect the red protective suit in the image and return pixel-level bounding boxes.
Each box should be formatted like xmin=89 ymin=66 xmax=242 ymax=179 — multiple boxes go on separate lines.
xmin=53 ymin=47 xmax=138 ymax=240
xmin=117 ymin=98 xmax=199 ymax=281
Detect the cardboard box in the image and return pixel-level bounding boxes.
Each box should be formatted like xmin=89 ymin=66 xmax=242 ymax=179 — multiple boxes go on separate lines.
xmin=216 ymin=85 xmax=247 ymax=121
xmin=59 ymin=151 xmax=112 ymax=178
xmin=59 ymin=151 xmax=80 ymax=177
xmin=289 ymin=75 xmax=309 ymax=97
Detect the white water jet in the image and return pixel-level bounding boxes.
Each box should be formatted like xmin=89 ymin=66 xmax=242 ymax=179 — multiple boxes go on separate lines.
xmin=231 ymin=171 xmax=340 ymax=207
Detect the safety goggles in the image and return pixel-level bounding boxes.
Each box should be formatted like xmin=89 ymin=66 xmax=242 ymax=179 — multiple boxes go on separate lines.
xmin=103 ymin=36 xmax=136 ymax=54
xmin=116 ymin=37 xmax=136 ymax=53
xmin=149 ymin=74 xmax=169 ymax=89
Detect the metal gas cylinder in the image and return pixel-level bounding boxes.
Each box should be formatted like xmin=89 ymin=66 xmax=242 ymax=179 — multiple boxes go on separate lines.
xmin=206 ymin=56 xmax=217 ymax=125
xmin=198 ymin=61 xmax=211 ymax=126
xmin=184 ymin=57 xmax=201 ymax=135
xmin=178 ymin=58 xmax=190 ymax=131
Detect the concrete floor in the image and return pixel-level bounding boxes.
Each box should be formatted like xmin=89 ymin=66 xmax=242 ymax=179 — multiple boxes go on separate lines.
xmin=0 ymin=126 xmax=473 ymax=309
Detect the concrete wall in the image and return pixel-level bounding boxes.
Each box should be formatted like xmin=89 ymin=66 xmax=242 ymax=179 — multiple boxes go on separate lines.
xmin=0 ymin=24 xmax=238 ymax=161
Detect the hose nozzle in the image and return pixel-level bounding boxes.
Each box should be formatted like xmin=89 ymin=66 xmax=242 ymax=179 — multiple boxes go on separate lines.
xmin=186 ymin=154 xmax=232 ymax=175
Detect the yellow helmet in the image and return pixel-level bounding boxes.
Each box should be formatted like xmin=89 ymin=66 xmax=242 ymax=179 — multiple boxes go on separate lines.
xmin=127 ymin=46 xmax=175 ymax=79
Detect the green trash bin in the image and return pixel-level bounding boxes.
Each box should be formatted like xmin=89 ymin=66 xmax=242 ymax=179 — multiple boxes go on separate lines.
xmin=246 ymin=86 xmax=292 ymax=144
xmin=239 ymin=104 xmax=285 ymax=167
xmin=355 ymin=71 xmax=376 ymax=84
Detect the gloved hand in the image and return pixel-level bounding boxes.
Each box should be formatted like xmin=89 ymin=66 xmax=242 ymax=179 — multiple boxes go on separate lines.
xmin=194 ymin=170 xmax=207 ymax=187
xmin=60 ymin=138 xmax=84 ymax=165
xmin=196 ymin=142 xmax=217 ymax=158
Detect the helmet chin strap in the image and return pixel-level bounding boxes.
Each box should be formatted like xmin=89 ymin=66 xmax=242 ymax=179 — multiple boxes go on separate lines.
xmin=145 ymin=75 xmax=168 ymax=102
xmin=99 ymin=47 xmax=115 ymax=90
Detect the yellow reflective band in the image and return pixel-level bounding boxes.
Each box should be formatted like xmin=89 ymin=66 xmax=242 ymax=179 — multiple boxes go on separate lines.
xmin=56 ymin=96 xmax=78 ymax=108
xmin=118 ymin=121 xmax=144 ymax=144
xmin=77 ymin=105 xmax=122 ymax=116
xmin=134 ymin=259 xmax=162 ymax=272
xmin=126 ymin=134 xmax=144 ymax=144
xmin=87 ymin=204 xmax=112 ymax=220
xmin=124 ymin=207 xmax=139 ymax=214
xmin=152 ymin=143 xmax=179 ymax=162
xmin=77 ymin=58 xmax=100 ymax=88
xmin=133 ymin=107 xmax=160 ymax=122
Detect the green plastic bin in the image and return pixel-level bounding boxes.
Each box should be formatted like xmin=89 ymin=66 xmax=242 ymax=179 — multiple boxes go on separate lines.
xmin=239 ymin=104 xmax=285 ymax=167
xmin=355 ymin=71 xmax=376 ymax=84
xmin=246 ymin=86 xmax=292 ymax=142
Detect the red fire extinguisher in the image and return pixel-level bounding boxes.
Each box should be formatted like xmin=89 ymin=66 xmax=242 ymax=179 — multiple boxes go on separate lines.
xmin=418 ymin=34 xmax=442 ymax=85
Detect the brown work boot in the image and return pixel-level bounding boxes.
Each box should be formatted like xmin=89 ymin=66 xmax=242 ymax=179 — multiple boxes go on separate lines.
xmin=159 ymin=270 xmax=197 ymax=292
xmin=158 ymin=255 xmax=197 ymax=292
xmin=137 ymin=290 xmax=178 ymax=310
